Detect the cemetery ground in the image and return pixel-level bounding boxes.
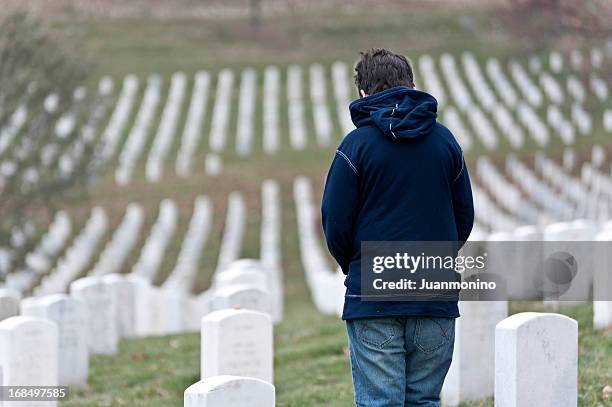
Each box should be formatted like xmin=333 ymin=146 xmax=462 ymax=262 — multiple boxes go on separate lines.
xmin=55 ymin=147 xmax=611 ymax=406
xmin=6 ymin=2 xmax=612 ymax=406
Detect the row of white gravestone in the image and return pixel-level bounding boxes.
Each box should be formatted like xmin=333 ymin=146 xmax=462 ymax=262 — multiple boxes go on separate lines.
xmin=472 ymin=185 xmax=520 ymax=232
xmin=309 ymin=63 xmax=333 ymax=148
xmin=260 ymin=180 xmax=284 ymax=322
xmin=472 ymin=217 xmax=612 ymax=330
xmin=130 ymin=198 xmax=178 ymax=282
xmin=215 ymin=191 xmax=247 ymax=273
xmin=146 ymin=72 xmax=188 ymax=182
xmin=461 ymin=52 xmax=496 ymax=114
xmin=523 ymin=152 xmax=610 ymax=223
xmin=516 ymin=102 xmax=549 ymax=146
xmin=539 ymin=71 xmax=564 ymax=104
xmin=546 ymin=105 xmax=575 ymax=145
xmin=262 ymin=66 xmax=280 ymax=155
xmin=5 ymin=211 xmax=71 ymax=294
xmin=202 ymin=182 xmax=283 ymax=322
xmin=440 ymin=53 xmax=473 ymax=112
xmin=330 ymin=61 xmax=355 ymax=136
xmin=34 ymin=207 xmax=108 ymax=297
xmin=486 ymin=58 xmax=518 ymax=108
xmin=162 ymin=196 xmax=213 ymax=292
xmin=571 ymin=103 xmax=593 ymax=136
xmin=179 ymin=181 xmax=283 ymax=325
xmin=91 ymin=53 xmax=612 ymax=183
xmin=209 ymin=69 xmax=234 ymax=153
xmin=428 ymin=54 xmax=548 ymax=152
xmin=115 ymin=74 xmax=162 ymax=185
xmin=506 ymin=156 xmax=575 ymax=219
xmin=0 ymin=274 xmax=194 ymax=399
xmin=287 ymin=65 xmax=307 ymax=151
xmin=176 ymin=71 xmax=211 ymax=177
xmin=293 ymin=176 xmax=344 ymax=316
xmin=98 ymin=75 xmax=139 ymax=162
xmin=491 ymin=103 xmax=524 ymax=149
xmin=566 ymin=75 xmax=585 ymax=103
xmin=509 ymin=60 xmax=544 ymax=107
xmin=184 ymin=181 xmax=282 ymax=406
xmin=590 ymin=73 xmax=609 ymax=101
xmin=57 ymin=81 xmax=114 ymax=179
xmin=442 ymin=310 xmax=578 ymax=407
xmin=538 ymin=155 xmax=588 ymax=209
xmin=475 ymin=157 xmax=584 ymax=230
xmin=449 ymin=52 xmax=598 ymax=153
xmin=186 ymin=297 xmax=276 ymax=405
xmin=419 ymin=55 xmax=447 ymax=108
xmin=476 ymin=157 xmax=539 ymax=225
xmin=440 ymin=107 xmax=472 ymax=151
xmin=235 ymin=68 xmax=257 ymax=156
xmin=90 ymin=203 xmax=144 ymax=276
xmin=466 ymin=106 xmax=497 ymax=150
xmin=52 ymin=86 xmax=86 ymax=140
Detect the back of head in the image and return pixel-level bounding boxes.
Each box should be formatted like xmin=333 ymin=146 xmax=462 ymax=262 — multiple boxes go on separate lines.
xmin=354 ymin=48 xmax=415 ymax=96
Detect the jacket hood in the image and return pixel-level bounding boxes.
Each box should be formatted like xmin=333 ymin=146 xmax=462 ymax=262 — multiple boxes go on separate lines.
xmin=349 ymin=86 xmax=438 ymax=141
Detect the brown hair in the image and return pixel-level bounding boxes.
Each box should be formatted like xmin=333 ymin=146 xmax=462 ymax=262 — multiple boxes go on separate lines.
xmin=354 ymin=48 xmax=414 ymax=95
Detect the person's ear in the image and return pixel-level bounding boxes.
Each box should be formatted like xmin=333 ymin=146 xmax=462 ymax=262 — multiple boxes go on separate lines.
xmin=360 ymin=89 xmax=368 ymax=98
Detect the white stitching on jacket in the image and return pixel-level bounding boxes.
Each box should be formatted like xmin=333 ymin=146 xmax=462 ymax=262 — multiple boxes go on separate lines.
xmin=336 ymin=150 xmax=359 ymax=175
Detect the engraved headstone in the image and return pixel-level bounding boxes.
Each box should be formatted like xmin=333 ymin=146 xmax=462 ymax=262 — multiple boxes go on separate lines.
xmin=69 ymin=276 xmax=118 ymax=355
xmin=201 ymin=309 xmax=273 ymax=383
xmin=184 ymin=375 xmax=275 ymax=407
xmin=21 ymin=294 xmax=88 ymax=385
xmin=495 ymin=312 xmax=578 ymax=407
xmin=0 ymin=316 xmax=58 ymax=407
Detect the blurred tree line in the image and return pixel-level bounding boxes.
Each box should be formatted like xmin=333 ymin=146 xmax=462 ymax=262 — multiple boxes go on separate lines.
xmin=506 ymin=0 xmax=612 ymax=41
xmin=0 ymin=14 xmax=108 ymax=280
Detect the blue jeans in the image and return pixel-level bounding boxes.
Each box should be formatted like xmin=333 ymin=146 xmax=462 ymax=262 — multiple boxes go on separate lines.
xmin=346 ymin=317 xmax=455 ymax=407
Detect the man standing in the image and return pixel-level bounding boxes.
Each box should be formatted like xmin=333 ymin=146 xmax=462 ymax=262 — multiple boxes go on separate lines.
xmin=321 ymin=49 xmax=474 ymax=406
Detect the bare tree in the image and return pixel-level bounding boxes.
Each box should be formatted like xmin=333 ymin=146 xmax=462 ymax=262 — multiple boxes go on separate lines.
xmin=0 ymin=14 xmax=106 ymax=279
xmin=504 ymin=0 xmax=612 ymax=44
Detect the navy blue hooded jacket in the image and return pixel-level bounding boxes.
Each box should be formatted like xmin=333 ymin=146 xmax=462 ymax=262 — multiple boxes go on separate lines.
xmin=321 ymin=86 xmax=474 ymax=320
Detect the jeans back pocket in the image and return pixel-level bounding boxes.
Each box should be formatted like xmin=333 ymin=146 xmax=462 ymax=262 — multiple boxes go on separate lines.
xmin=354 ymin=318 xmax=401 ymax=349
xmin=413 ymin=317 xmax=455 ymax=354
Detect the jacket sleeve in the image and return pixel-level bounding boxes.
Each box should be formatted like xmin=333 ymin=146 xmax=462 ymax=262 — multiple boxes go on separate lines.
xmin=452 ymin=155 xmax=475 ymax=247
xmin=321 ymin=151 xmax=360 ymax=274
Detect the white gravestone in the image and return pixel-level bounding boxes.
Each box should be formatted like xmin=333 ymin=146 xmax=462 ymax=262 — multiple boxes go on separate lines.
xmin=158 ymin=288 xmax=186 ymax=335
xmin=70 ymin=277 xmax=118 ymax=355
xmin=543 ymin=221 xmax=595 ymax=305
xmin=213 ymin=269 xmax=268 ymax=292
xmin=186 ymin=291 xmax=214 ymax=332
xmin=0 ymin=316 xmax=58 ymax=407
xmin=594 ymin=232 xmax=612 ymax=330
xmin=127 ymin=277 xmax=186 ymax=336
xmin=184 ymin=375 xmax=275 ymax=407
xmin=495 ymin=312 xmax=577 ymax=407
xmin=201 ymin=309 xmax=273 ymax=383
xmin=442 ymin=301 xmax=507 ymax=406
xmin=211 ymin=285 xmax=272 ymax=315
xmin=125 ymin=275 xmax=156 ymax=337
xmin=102 ymin=274 xmax=136 ymax=338
xmin=21 ymin=294 xmax=88 ymax=386
xmin=0 ymin=289 xmax=20 ymax=321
